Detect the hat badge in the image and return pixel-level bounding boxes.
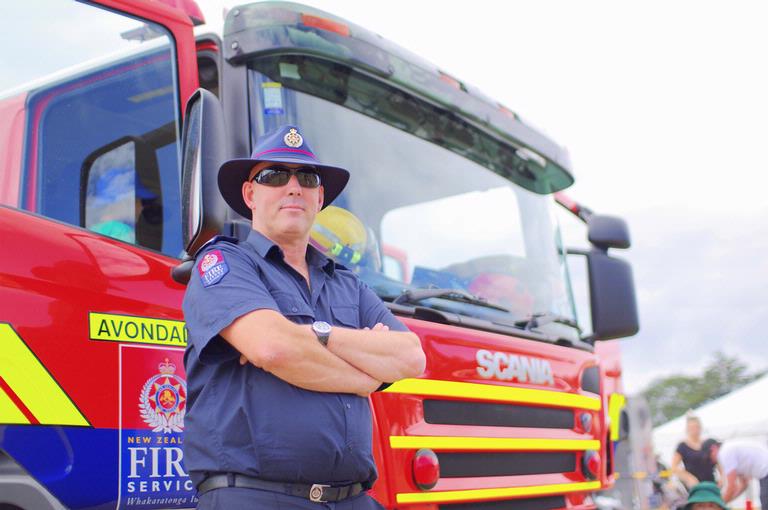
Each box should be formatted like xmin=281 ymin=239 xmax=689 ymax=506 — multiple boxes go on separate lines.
xmin=283 ymin=128 xmax=304 ymax=148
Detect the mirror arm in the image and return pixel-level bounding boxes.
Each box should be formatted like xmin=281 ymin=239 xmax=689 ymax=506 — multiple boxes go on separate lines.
xmin=171 ymin=256 xmax=194 ymax=285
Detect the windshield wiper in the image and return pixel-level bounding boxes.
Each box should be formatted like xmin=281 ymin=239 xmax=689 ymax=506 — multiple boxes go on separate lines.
xmin=393 ymin=288 xmax=510 ymax=313
xmin=514 ymin=312 xmax=579 ymax=330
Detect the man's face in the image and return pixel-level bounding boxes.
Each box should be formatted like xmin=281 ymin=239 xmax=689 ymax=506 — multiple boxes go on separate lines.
xmin=243 ymin=162 xmax=324 ymax=241
xmin=709 ymin=444 xmax=720 ymax=463
xmin=692 ymin=503 xmax=721 ymax=510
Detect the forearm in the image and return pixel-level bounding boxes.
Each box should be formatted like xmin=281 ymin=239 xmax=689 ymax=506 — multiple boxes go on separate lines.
xmin=328 ymin=327 xmax=425 ymax=382
xmin=222 ymin=310 xmax=380 ymax=396
xmin=267 ymin=338 xmax=381 ymax=396
xmin=678 ymin=471 xmax=698 ymax=487
xmin=730 ymin=477 xmax=749 ymax=501
xmin=722 ymin=476 xmax=746 ymax=502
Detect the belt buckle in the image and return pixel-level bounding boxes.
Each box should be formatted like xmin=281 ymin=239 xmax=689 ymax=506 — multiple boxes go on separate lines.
xmin=309 ymin=483 xmax=330 ymax=503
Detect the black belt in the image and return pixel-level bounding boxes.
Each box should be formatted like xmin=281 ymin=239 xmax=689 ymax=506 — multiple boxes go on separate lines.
xmin=197 ymin=473 xmax=365 ymax=503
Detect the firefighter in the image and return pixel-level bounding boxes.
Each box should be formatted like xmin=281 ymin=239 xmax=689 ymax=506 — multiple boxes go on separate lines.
xmin=182 ymin=125 xmax=425 ymax=509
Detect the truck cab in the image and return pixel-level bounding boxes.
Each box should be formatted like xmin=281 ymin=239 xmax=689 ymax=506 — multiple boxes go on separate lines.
xmin=0 ymin=2 xmax=638 ymax=509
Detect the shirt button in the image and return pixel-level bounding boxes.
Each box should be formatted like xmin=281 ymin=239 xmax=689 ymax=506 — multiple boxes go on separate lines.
xmin=346 ymin=403 xmax=351 ymax=409
xmin=291 ymin=306 xmax=298 ymax=312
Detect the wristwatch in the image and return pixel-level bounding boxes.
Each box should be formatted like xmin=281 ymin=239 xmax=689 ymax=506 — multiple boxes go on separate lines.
xmin=312 ymin=320 xmax=332 ymax=347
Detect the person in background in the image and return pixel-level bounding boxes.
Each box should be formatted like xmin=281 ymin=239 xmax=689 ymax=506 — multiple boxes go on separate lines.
xmin=703 ymin=438 xmax=768 ymax=509
xmin=672 ymin=413 xmax=718 ymax=489
xmin=684 ymin=482 xmax=728 ymax=510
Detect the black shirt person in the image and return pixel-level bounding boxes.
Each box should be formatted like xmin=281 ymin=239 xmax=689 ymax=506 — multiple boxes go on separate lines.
xmin=672 ymin=414 xmax=717 ymax=488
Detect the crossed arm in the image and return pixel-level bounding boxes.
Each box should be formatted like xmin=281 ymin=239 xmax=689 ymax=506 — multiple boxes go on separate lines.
xmin=221 ymin=309 xmax=425 ymax=396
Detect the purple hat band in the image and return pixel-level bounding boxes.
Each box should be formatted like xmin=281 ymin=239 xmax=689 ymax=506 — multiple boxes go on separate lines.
xmin=252 ymin=147 xmax=318 ymax=159
xmin=217 ymin=125 xmax=350 ymax=219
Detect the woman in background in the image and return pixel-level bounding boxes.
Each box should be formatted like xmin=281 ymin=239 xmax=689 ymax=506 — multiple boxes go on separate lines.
xmin=671 ymin=414 xmax=718 ymax=489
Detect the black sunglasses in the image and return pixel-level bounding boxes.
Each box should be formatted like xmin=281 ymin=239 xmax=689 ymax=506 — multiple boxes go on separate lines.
xmin=251 ymin=166 xmax=321 ymax=188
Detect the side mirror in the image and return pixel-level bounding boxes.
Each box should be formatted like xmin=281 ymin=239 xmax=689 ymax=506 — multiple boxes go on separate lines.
xmin=586 ymin=249 xmax=639 ymax=340
xmin=588 ymin=215 xmax=631 ymax=250
xmin=172 ymin=89 xmax=228 ymax=284
xmin=81 ymin=136 xmax=162 ymax=250
xmin=566 ymin=248 xmax=639 ymax=341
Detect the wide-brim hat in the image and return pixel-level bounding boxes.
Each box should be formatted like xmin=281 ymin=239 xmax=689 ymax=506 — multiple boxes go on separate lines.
xmin=218 ymin=125 xmax=350 ymax=219
xmin=685 ymin=482 xmax=727 ymax=510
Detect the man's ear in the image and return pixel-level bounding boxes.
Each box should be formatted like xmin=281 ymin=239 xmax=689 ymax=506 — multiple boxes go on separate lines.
xmin=242 ymin=181 xmax=255 ymax=210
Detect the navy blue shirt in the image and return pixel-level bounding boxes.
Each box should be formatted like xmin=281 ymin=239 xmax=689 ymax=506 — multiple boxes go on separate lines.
xmin=182 ymin=230 xmax=408 ymax=488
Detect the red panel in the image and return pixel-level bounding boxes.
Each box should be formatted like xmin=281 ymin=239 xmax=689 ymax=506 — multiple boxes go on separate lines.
xmin=370 ymin=318 xmax=602 ymax=506
xmin=0 ymin=207 xmax=185 ymax=427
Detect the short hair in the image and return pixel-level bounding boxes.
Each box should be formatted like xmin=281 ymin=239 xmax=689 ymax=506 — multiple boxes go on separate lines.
xmin=701 ymin=438 xmax=721 ymax=453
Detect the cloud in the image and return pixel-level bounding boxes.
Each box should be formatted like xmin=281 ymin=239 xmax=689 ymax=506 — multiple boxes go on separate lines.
xmin=621 ymin=206 xmax=768 ymax=392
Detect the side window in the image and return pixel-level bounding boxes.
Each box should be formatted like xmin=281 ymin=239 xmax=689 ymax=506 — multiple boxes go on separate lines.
xmin=83 ymin=137 xmax=164 ymax=250
xmin=6 ymin=2 xmax=182 ymax=257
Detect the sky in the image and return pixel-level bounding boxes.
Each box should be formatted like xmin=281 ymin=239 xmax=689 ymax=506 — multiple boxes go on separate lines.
xmin=5 ymin=1 xmax=768 ymax=394
xmin=197 ymin=0 xmax=768 ymax=393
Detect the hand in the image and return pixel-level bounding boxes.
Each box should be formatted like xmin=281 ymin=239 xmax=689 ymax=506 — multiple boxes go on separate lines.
xmin=364 ymin=322 xmax=390 ymax=331
xmin=356 ymin=374 xmax=383 ymax=398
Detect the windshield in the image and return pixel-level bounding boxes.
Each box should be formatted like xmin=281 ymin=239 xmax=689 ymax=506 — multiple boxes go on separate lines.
xmin=247 ymin=57 xmax=578 ymax=336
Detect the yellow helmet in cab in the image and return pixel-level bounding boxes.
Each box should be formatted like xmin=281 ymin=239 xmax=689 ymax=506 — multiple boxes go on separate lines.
xmin=310 ymin=206 xmax=367 ymax=266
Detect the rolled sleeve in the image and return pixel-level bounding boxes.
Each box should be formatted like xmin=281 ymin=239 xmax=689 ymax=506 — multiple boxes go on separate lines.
xmin=183 ymin=243 xmax=279 ymax=364
xmin=358 ymin=280 xmax=409 ymax=331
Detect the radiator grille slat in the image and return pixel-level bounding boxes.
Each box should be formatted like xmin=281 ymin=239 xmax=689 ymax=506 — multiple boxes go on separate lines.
xmin=438 ymin=452 xmax=576 ymax=478
xmin=440 ymin=495 xmax=566 ymax=510
xmin=424 ymin=399 xmax=574 ymax=429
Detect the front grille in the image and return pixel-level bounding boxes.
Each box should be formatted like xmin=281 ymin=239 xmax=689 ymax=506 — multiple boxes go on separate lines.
xmin=424 ymin=399 xmax=574 ymax=429
xmin=441 ymin=495 xmax=566 ymax=510
xmin=438 ymin=452 xmax=576 ymax=478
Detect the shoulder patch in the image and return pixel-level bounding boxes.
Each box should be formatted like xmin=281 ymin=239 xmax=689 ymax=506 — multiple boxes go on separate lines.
xmin=198 ymin=249 xmax=229 ymax=287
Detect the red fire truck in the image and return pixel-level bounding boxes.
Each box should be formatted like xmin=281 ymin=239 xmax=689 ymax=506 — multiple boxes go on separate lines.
xmin=0 ymin=1 xmax=638 ymax=509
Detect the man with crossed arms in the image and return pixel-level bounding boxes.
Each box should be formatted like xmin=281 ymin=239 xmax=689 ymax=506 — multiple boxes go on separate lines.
xmin=183 ymin=125 xmax=425 ymax=509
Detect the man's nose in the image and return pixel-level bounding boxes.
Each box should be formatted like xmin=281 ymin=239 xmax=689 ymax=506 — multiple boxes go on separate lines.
xmin=285 ymin=174 xmax=303 ymax=195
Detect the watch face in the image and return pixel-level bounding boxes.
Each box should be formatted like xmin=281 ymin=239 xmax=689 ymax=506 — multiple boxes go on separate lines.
xmin=313 ymin=321 xmax=332 ymax=335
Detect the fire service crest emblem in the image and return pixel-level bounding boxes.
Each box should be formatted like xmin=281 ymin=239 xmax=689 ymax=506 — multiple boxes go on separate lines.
xmin=139 ymin=358 xmax=187 ymax=433
xmin=283 ymin=127 xmax=304 ymax=148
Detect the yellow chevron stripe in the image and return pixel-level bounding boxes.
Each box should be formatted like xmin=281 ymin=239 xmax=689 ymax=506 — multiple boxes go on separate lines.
xmin=608 ymin=393 xmax=626 ymax=441
xmin=0 ymin=385 xmax=28 ymax=424
xmin=390 ymin=436 xmax=600 ymax=451
xmin=384 ymin=378 xmax=601 ymax=410
xmin=396 ymin=480 xmax=602 ymax=504
xmin=0 ymin=324 xmax=88 ymax=426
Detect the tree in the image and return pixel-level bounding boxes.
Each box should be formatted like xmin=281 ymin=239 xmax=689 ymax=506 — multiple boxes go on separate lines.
xmin=642 ymin=351 xmax=766 ymax=426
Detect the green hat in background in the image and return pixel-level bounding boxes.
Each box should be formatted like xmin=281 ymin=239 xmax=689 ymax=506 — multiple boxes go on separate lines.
xmin=685 ymin=482 xmax=728 ymax=510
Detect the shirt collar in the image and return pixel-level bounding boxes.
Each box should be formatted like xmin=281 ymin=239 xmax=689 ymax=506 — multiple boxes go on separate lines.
xmin=246 ymin=229 xmax=335 ymax=276
xmin=307 ymin=244 xmax=336 ymax=276
xmin=246 ymin=229 xmax=281 ymax=259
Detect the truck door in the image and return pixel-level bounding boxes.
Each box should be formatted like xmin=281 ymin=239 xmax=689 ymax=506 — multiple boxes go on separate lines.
xmin=0 ymin=2 xmax=198 ymax=509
